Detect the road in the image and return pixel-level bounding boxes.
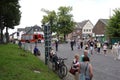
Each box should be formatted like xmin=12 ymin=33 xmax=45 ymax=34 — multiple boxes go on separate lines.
xmin=24 ymin=43 xmax=120 ymax=80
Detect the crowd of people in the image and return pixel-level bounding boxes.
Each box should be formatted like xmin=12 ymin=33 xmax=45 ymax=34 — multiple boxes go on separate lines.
xmin=18 ymin=38 xmax=120 ymax=80
xmin=69 ymin=38 xmax=120 ymax=80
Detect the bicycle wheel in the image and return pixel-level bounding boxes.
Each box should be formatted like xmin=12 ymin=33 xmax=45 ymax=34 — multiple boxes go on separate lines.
xmin=58 ymin=64 xmax=68 ymax=79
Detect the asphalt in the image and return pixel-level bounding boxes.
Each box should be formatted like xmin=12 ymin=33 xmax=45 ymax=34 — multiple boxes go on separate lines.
xmin=23 ymin=43 xmax=120 ymax=80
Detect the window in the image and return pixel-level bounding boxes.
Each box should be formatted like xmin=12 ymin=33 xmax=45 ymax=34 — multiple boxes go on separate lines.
xmin=84 ymin=29 xmax=86 ymax=32
xmin=89 ymin=29 xmax=91 ymax=32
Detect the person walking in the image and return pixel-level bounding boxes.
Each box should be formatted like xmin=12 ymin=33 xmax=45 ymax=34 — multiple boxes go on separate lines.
xmin=55 ymin=40 xmax=58 ymax=51
xmin=80 ymin=39 xmax=84 ymax=50
xmin=97 ymin=41 xmax=101 ymax=54
xmin=103 ymin=43 xmax=107 ymax=56
xmin=70 ymin=39 xmax=74 ymax=51
xmin=80 ymin=49 xmax=90 ymax=62
xmin=112 ymin=43 xmax=118 ymax=60
xmin=118 ymin=42 xmax=120 ymax=60
xmin=79 ymin=56 xmax=93 ymax=80
xmin=88 ymin=40 xmax=94 ymax=55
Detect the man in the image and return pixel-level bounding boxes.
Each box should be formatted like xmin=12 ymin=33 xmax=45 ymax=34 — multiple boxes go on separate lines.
xmin=55 ymin=40 xmax=58 ymax=51
xmin=112 ymin=43 xmax=118 ymax=60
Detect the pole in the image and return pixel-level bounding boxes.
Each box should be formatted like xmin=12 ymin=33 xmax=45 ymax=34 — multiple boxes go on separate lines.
xmin=44 ymin=24 xmax=51 ymax=65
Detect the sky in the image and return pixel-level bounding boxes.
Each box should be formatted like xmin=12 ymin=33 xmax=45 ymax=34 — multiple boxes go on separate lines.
xmin=8 ymin=0 xmax=120 ymax=34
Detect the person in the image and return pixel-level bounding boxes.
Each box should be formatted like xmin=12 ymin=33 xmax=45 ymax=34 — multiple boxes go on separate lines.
xmin=79 ymin=56 xmax=93 ymax=80
xmin=77 ymin=39 xmax=80 ymax=49
xmin=88 ymin=40 xmax=94 ymax=55
xmin=55 ymin=40 xmax=58 ymax=51
xmin=49 ymin=48 xmax=58 ymax=70
xmin=71 ymin=54 xmax=80 ymax=80
xmin=18 ymin=40 xmax=22 ymax=49
xmin=70 ymin=39 xmax=74 ymax=51
xmin=103 ymin=43 xmax=107 ymax=56
xmin=80 ymin=50 xmax=89 ymax=62
xmin=49 ymin=48 xmax=56 ymax=61
xmin=49 ymin=48 xmax=58 ymax=62
xmin=118 ymin=42 xmax=120 ymax=60
xmin=96 ymin=41 xmax=101 ymax=54
xmin=80 ymin=39 xmax=84 ymax=50
xmin=33 ymin=46 xmax=39 ymax=56
xmin=112 ymin=43 xmax=118 ymax=60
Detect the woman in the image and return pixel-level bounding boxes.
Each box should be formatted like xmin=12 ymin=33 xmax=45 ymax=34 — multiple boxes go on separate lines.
xmin=72 ymin=54 xmax=80 ymax=80
xmin=103 ymin=43 xmax=107 ymax=56
xmin=79 ymin=56 xmax=93 ymax=80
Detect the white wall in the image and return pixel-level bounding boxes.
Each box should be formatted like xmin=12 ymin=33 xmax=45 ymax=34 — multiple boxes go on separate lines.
xmin=82 ymin=21 xmax=94 ymax=34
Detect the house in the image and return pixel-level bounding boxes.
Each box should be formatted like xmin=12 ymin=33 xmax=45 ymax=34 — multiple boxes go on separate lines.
xmin=81 ymin=20 xmax=94 ymax=39
xmin=93 ymin=19 xmax=109 ymax=42
xmin=67 ymin=20 xmax=94 ymax=40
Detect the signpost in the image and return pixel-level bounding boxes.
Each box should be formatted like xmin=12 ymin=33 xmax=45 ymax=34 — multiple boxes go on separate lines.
xmin=44 ymin=24 xmax=51 ymax=65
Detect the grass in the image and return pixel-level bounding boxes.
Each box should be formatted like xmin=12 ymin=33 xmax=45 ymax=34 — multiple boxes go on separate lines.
xmin=0 ymin=43 xmax=60 ymax=80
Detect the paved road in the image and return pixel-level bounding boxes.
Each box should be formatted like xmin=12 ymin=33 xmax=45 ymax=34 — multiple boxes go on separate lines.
xmin=24 ymin=43 xmax=120 ymax=80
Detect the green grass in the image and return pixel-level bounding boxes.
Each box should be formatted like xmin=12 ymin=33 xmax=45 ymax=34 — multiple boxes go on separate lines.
xmin=0 ymin=44 xmax=60 ymax=80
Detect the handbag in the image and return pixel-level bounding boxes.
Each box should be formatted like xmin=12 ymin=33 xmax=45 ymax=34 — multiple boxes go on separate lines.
xmin=69 ymin=67 xmax=75 ymax=75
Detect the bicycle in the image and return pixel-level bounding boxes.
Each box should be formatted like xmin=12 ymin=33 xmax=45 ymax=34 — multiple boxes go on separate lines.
xmin=52 ymin=57 xmax=68 ymax=79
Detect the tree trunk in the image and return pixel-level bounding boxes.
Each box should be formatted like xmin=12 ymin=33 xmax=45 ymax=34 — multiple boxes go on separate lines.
xmin=0 ymin=29 xmax=4 ymax=44
xmin=63 ymin=33 xmax=66 ymax=42
xmin=5 ymin=27 xmax=9 ymax=43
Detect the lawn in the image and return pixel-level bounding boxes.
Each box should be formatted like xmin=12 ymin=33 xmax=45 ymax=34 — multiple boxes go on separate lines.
xmin=0 ymin=43 xmax=60 ymax=80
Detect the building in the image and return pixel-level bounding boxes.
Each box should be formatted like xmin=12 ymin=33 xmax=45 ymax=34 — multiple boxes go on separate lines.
xmin=67 ymin=20 xmax=94 ymax=40
xmin=93 ymin=19 xmax=109 ymax=42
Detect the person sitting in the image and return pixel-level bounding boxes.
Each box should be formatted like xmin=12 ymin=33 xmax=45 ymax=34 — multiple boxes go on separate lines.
xmin=49 ymin=48 xmax=58 ymax=62
xmin=33 ymin=46 xmax=39 ymax=56
xmin=72 ymin=54 xmax=80 ymax=80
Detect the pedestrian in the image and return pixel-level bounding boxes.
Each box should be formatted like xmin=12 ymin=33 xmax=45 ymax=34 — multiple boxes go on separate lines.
xmin=80 ymin=49 xmax=90 ymax=62
xmin=118 ymin=42 xmax=120 ymax=60
xmin=103 ymin=43 xmax=107 ymax=56
xmin=97 ymin=41 xmax=101 ymax=54
xmin=70 ymin=39 xmax=74 ymax=51
xmin=77 ymin=39 xmax=80 ymax=49
xmin=71 ymin=54 xmax=80 ymax=80
xmin=55 ymin=40 xmax=58 ymax=51
xmin=88 ymin=40 xmax=94 ymax=55
xmin=112 ymin=43 xmax=118 ymax=60
xmin=80 ymin=39 xmax=84 ymax=50
xmin=79 ymin=56 xmax=93 ymax=80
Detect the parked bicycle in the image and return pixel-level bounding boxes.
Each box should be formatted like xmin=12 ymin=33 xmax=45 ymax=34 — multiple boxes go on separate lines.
xmin=52 ymin=57 xmax=68 ymax=79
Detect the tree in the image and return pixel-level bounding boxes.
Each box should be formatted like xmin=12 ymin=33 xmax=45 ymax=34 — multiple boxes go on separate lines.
xmin=106 ymin=8 xmax=120 ymax=37
xmin=57 ymin=6 xmax=75 ymax=41
xmin=0 ymin=0 xmax=21 ymax=43
xmin=41 ymin=6 xmax=75 ymax=41
xmin=41 ymin=9 xmax=57 ymax=34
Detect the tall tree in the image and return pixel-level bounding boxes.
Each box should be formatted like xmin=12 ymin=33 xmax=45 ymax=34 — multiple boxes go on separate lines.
xmin=0 ymin=0 xmax=21 ymax=43
xmin=106 ymin=8 xmax=120 ymax=37
xmin=57 ymin=6 xmax=75 ymax=41
xmin=41 ymin=9 xmax=57 ymax=34
xmin=41 ymin=6 xmax=75 ymax=41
